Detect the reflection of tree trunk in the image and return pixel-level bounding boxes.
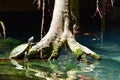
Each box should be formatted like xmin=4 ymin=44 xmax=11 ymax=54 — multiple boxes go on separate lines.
xmin=28 ymin=0 xmax=101 ymax=60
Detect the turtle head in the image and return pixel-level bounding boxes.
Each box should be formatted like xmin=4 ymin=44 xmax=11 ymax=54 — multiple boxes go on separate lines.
xmin=28 ymin=36 xmax=34 ymax=45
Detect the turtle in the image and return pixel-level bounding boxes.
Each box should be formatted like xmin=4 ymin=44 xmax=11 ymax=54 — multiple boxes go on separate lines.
xmin=9 ymin=36 xmax=35 ymax=59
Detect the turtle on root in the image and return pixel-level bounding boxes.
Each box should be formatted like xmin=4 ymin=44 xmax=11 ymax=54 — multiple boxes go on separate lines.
xmin=9 ymin=36 xmax=35 ymax=60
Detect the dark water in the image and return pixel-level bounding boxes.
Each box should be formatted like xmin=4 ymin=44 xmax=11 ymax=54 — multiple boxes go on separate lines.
xmin=0 ymin=26 xmax=120 ymax=80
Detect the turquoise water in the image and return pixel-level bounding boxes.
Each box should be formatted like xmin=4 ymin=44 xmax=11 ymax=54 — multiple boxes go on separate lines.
xmin=0 ymin=28 xmax=120 ymax=80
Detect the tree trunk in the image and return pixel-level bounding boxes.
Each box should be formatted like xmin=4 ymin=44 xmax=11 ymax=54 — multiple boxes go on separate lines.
xmin=9 ymin=0 xmax=101 ymax=61
xmin=27 ymin=0 xmax=101 ymax=61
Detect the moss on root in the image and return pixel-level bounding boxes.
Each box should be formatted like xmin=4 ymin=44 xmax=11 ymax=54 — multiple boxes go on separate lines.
xmin=91 ymin=53 xmax=101 ymax=60
xmin=73 ymin=48 xmax=84 ymax=58
xmin=73 ymin=48 xmax=101 ymax=60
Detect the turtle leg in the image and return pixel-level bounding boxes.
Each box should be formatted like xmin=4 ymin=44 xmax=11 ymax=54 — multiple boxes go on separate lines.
xmin=24 ymin=51 xmax=28 ymax=62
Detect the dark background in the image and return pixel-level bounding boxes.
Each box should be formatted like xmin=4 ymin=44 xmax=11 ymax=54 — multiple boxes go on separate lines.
xmin=0 ymin=0 xmax=120 ymax=41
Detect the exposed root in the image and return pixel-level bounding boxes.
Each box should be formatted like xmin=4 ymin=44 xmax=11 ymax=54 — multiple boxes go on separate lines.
xmin=0 ymin=21 xmax=6 ymax=39
xmin=33 ymin=0 xmax=41 ymax=9
xmin=67 ymin=34 xmax=101 ymax=60
xmin=40 ymin=0 xmax=45 ymax=59
xmin=11 ymin=0 xmax=101 ymax=61
xmin=28 ymin=0 xmax=101 ymax=61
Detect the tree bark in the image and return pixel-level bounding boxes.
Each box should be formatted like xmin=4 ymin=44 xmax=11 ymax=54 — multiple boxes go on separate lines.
xmin=9 ymin=0 xmax=101 ymax=61
xmin=27 ymin=0 xmax=101 ymax=61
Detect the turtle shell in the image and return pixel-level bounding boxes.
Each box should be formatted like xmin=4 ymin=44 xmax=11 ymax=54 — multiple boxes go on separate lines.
xmin=9 ymin=43 xmax=28 ymax=59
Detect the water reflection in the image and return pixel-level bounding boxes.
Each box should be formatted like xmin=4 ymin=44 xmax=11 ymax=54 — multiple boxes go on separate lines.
xmin=1 ymin=46 xmax=120 ymax=80
xmin=10 ymin=57 xmax=97 ymax=80
xmin=1 ymin=32 xmax=120 ymax=80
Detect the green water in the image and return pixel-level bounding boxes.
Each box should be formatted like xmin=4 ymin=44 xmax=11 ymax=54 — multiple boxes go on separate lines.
xmin=0 ymin=36 xmax=120 ymax=80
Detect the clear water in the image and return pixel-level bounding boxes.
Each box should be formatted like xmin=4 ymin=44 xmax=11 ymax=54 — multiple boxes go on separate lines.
xmin=0 ymin=27 xmax=120 ymax=80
